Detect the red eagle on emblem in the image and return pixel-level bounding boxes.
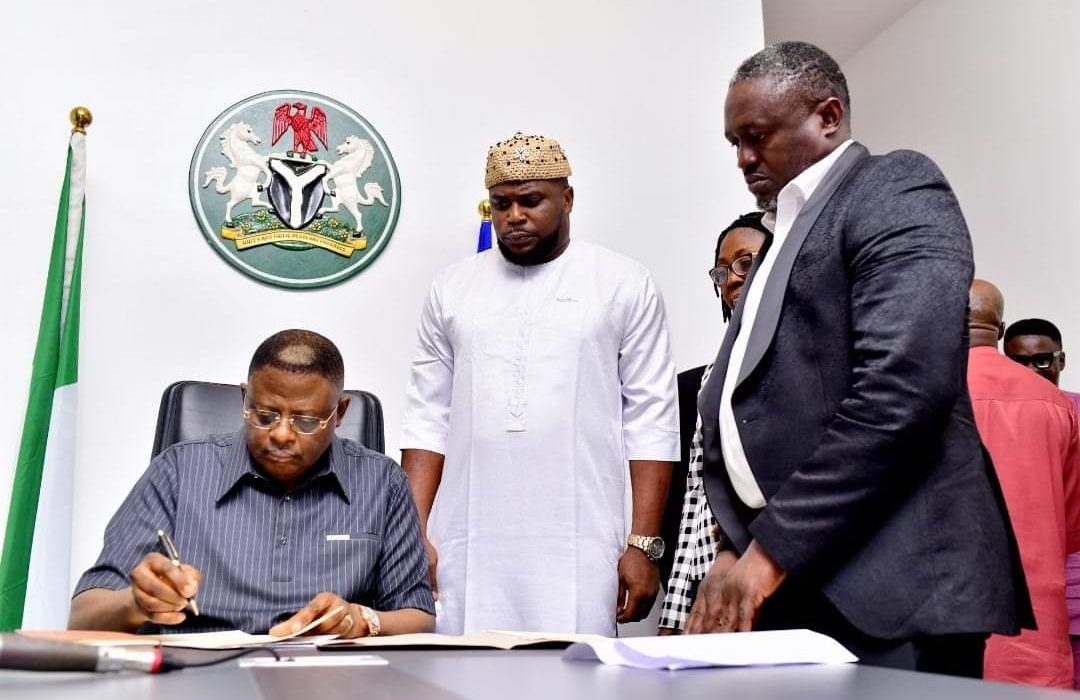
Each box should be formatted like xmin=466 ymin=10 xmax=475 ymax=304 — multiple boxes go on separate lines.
xmin=271 ymin=102 xmax=328 ymax=156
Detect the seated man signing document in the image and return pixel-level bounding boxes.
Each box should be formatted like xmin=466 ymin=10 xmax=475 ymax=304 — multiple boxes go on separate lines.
xmin=69 ymin=329 xmax=434 ymax=638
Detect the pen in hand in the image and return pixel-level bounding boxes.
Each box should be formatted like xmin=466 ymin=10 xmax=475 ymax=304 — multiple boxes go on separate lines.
xmin=156 ymin=529 xmax=200 ymax=616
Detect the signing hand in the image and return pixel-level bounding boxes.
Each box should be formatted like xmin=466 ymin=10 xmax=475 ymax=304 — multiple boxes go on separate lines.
xmin=128 ymin=552 xmax=202 ymax=626
xmin=269 ymin=592 xmax=370 ymax=639
xmin=686 ymin=541 xmax=786 ymax=634
xmin=616 ymin=547 xmax=660 ymax=623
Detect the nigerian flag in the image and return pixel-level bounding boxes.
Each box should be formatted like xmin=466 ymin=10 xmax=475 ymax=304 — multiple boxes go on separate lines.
xmin=0 ymin=120 xmax=88 ymax=631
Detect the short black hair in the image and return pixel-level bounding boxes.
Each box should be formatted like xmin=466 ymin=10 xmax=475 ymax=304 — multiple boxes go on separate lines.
xmin=732 ymin=41 xmax=851 ymax=123
xmin=1004 ymin=318 xmax=1063 ymax=346
xmin=249 ymin=329 xmax=345 ymax=387
xmin=714 ymin=212 xmax=772 ymax=322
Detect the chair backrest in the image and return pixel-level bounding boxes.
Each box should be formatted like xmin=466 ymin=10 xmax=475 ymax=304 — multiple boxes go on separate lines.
xmin=150 ymin=380 xmax=385 ymax=458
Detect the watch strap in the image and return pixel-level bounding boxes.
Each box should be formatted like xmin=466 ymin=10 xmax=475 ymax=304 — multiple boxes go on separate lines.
xmin=358 ymin=604 xmax=381 ymax=637
xmin=626 ymin=534 xmax=664 ymax=561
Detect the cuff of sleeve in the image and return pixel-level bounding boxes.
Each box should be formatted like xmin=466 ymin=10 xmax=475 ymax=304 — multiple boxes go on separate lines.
xmin=624 ymin=429 xmax=680 ymax=462
xmin=379 ymin=586 xmax=436 ymax=616
xmin=657 ymin=609 xmax=681 ymax=630
xmin=400 ymin=424 xmax=448 ymax=456
xmin=73 ymin=571 xmax=129 ymax=598
xmin=748 ymin=510 xmax=813 ymax=578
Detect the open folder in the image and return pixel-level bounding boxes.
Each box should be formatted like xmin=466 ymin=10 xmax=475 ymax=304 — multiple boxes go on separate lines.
xmin=319 ymin=630 xmax=606 ymax=651
xmin=19 ymin=606 xmax=345 ymax=650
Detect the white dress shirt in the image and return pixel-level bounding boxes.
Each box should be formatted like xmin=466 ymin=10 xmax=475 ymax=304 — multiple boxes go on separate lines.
xmin=719 ymin=140 xmax=854 ymax=508
xmin=402 ymin=240 xmax=679 ymax=634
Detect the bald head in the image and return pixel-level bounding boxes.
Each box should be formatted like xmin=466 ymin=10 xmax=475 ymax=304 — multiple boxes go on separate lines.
xmin=248 ymin=329 xmax=345 ymax=388
xmin=968 ymin=279 xmax=1005 ymax=348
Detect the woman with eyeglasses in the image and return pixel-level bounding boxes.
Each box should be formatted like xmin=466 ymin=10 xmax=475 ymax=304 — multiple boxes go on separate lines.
xmin=709 ymin=212 xmax=773 ymax=322
xmin=658 ymin=212 xmax=772 ymax=634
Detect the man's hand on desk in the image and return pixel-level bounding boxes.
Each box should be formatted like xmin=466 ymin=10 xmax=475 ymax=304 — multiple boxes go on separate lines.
xmin=270 ymin=591 xmax=371 ymax=639
xmin=129 ymin=552 xmax=203 ymax=626
xmin=616 ymin=547 xmax=660 ymax=623
xmin=686 ymin=541 xmax=786 ymax=634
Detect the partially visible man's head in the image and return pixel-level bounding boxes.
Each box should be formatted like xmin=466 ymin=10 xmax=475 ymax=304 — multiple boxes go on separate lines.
xmin=1004 ymin=318 xmax=1066 ymax=386
xmin=967 ymin=279 xmax=1005 ymax=348
xmin=485 ymin=132 xmax=574 ymax=266
xmin=242 ymin=329 xmax=350 ymax=489
xmin=725 ymin=42 xmax=851 ymax=212
xmin=710 ymin=212 xmax=772 ymax=321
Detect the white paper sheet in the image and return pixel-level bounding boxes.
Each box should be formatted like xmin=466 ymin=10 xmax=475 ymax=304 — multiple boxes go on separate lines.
xmin=562 ymin=629 xmax=858 ymax=670
xmin=239 ymin=654 xmax=388 ymax=667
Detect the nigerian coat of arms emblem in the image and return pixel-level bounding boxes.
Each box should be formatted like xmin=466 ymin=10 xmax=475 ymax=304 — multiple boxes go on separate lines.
xmin=189 ymin=90 xmax=400 ymax=288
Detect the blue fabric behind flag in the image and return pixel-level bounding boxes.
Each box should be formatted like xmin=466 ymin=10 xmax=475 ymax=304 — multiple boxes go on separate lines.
xmin=477 ymin=219 xmax=492 ymax=252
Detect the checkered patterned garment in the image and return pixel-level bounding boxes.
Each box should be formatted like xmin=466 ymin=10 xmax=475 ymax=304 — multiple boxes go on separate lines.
xmin=658 ymin=365 xmax=724 ymax=631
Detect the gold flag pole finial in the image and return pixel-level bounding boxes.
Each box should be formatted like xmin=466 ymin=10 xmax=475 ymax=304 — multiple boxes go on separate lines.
xmin=478 ymin=199 xmax=491 ymax=221
xmin=69 ymin=106 xmax=93 ymax=134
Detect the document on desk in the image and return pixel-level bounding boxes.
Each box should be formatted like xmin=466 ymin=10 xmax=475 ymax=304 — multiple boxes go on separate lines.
xmin=239 ymin=654 xmax=388 ymax=668
xmin=562 ymin=629 xmax=858 ymax=670
xmin=19 ymin=605 xmax=344 ymax=650
xmin=320 ymin=630 xmax=606 ymax=650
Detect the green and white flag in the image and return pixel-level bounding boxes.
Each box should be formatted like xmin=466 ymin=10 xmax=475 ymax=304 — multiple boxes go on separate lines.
xmin=0 ymin=128 xmax=86 ymax=631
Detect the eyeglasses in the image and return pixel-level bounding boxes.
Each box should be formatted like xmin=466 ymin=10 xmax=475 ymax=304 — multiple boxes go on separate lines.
xmin=1006 ymin=351 xmax=1063 ymax=370
xmin=708 ymin=253 xmax=755 ymax=287
xmin=243 ymin=401 xmax=339 ymax=435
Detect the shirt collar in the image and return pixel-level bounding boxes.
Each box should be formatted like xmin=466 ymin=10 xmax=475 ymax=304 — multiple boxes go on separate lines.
xmin=215 ymin=432 xmax=352 ymax=503
xmin=495 ymin=238 xmax=575 ymax=273
xmin=970 ymin=345 xmax=1001 ymax=357
xmin=780 ymin=139 xmax=855 ymax=210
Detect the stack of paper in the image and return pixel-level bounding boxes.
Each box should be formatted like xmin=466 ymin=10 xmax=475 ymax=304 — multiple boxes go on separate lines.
xmin=562 ymin=629 xmax=858 ymax=670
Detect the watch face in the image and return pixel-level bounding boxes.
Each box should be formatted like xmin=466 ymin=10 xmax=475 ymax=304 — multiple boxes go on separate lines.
xmin=360 ymin=606 xmax=381 ymax=636
xmin=648 ymin=538 xmax=665 ymax=560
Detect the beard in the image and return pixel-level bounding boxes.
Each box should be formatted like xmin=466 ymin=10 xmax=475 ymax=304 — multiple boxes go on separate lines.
xmin=757 ymin=194 xmax=778 ymax=213
xmin=496 ymin=227 xmax=565 ymax=266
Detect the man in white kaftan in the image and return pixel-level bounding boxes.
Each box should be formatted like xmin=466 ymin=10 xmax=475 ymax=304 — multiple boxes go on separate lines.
xmin=401 ymin=133 xmax=679 ymax=635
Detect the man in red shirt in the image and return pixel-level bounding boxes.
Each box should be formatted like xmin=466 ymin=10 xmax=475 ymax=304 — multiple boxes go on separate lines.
xmin=968 ymin=280 xmax=1080 ymax=688
xmin=1005 ymin=317 xmax=1080 ymax=688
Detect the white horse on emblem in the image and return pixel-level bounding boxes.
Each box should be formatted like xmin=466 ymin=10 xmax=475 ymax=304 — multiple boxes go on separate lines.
xmin=202 ymin=122 xmax=272 ymax=223
xmin=319 ymin=136 xmax=389 ymax=235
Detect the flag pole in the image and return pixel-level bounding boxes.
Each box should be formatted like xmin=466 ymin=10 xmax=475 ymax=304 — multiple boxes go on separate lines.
xmin=70 ymin=106 xmax=92 ymax=134
xmin=0 ymin=107 xmax=91 ymax=631
xmin=476 ymin=198 xmax=492 ymax=253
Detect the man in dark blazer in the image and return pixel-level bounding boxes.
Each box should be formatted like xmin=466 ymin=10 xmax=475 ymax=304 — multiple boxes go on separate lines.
xmin=688 ymin=42 xmax=1032 ymax=676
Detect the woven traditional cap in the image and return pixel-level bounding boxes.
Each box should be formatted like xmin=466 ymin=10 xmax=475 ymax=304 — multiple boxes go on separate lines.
xmin=484 ymin=132 xmax=572 ymax=188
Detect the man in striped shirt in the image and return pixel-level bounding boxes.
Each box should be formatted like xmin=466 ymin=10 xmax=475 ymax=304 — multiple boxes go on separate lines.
xmin=69 ymin=330 xmax=434 ymax=637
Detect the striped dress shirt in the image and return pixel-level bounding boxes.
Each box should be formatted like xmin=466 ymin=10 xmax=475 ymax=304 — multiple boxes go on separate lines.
xmin=76 ymin=432 xmax=434 ymax=633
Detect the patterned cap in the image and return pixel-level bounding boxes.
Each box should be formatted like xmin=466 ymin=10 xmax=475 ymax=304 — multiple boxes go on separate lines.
xmin=484 ymin=132 xmax=572 ymax=188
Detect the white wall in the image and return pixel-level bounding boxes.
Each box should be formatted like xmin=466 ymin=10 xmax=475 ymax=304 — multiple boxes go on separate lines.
xmin=842 ymin=0 xmax=1080 ymax=389
xmin=0 ymin=1 xmax=763 ymax=591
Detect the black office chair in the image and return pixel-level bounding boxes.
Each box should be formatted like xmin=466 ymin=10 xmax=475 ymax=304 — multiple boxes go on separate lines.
xmin=150 ymin=380 xmax=385 ymax=458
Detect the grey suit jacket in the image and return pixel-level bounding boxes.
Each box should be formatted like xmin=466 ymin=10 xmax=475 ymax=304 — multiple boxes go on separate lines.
xmin=700 ymin=142 xmax=1032 ymax=639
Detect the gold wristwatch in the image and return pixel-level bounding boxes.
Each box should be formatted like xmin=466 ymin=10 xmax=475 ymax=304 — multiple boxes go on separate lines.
xmin=358 ymin=604 xmax=381 ymax=637
xmin=626 ymin=534 xmax=665 ymax=562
